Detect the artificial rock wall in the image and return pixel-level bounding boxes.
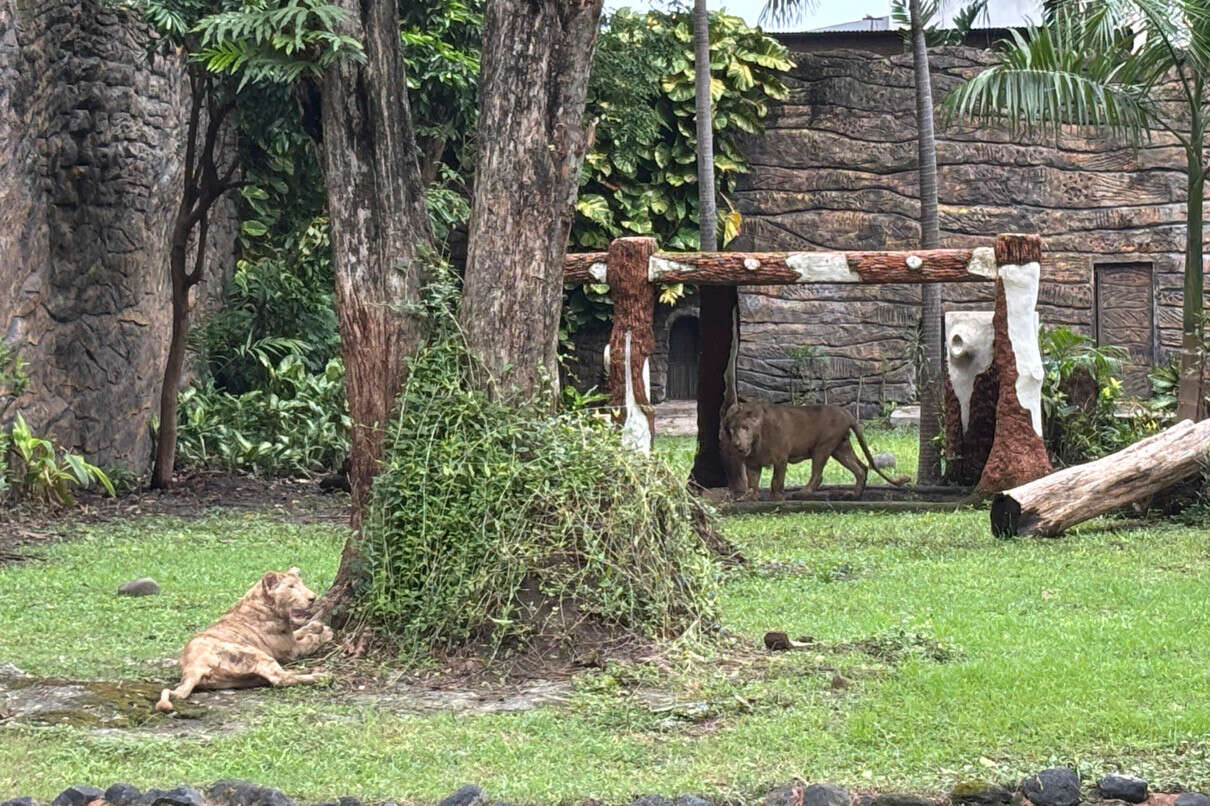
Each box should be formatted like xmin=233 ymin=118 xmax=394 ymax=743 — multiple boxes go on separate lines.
xmin=0 ymin=0 xmax=234 ymax=472
xmin=730 ymin=45 xmax=1203 ymax=408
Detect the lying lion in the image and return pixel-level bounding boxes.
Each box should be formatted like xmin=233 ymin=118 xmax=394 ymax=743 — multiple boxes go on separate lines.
xmin=721 ymin=401 xmax=910 ymax=501
xmin=156 ymin=567 xmax=333 ymax=712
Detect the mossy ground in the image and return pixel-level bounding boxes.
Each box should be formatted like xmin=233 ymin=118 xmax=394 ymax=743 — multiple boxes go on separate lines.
xmin=3 ymin=428 xmax=1210 ymax=804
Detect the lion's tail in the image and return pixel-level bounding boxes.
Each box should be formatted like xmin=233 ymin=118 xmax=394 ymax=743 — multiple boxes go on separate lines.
xmin=850 ymin=420 xmax=910 ymax=486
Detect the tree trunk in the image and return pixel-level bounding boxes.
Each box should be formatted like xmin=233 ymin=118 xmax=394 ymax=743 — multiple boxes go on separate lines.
xmin=459 ymin=0 xmax=603 ymax=401
xmin=1176 ymin=136 xmax=1205 ymax=422
xmin=150 ymin=239 xmax=192 ymax=490
xmin=319 ymin=0 xmax=434 ymax=606
xmin=991 ymin=418 xmax=1210 ymax=537
xmin=909 ymin=0 xmax=944 ymax=484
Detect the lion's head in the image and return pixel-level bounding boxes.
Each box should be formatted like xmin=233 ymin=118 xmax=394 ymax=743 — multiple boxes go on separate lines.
xmin=260 ymin=567 xmax=318 ymax=627
xmin=721 ymin=403 xmax=763 ymax=457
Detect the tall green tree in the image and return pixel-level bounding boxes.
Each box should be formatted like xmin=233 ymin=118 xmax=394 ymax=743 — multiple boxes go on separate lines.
xmin=945 ymin=0 xmax=1210 ymax=420
xmin=134 ymin=0 xmax=358 ymax=489
xmin=891 ymin=0 xmax=986 ymax=483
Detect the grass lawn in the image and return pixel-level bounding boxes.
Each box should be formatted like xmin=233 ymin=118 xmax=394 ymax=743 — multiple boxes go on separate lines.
xmin=3 ymin=428 xmax=1210 ymax=804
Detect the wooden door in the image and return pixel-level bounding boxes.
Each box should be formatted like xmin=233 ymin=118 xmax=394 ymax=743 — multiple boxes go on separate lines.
xmin=1095 ymin=262 xmax=1154 ymax=395
xmin=666 ymin=316 xmax=700 ymax=400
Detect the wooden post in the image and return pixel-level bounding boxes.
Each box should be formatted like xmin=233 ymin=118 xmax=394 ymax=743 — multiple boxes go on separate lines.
xmin=943 ymin=311 xmax=998 ymax=486
xmin=690 ymin=286 xmax=739 ymax=488
xmin=991 ymin=419 xmax=1210 ymax=537
xmin=977 ymin=234 xmax=1053 ymax=493
xmin=607 ymin=237 xmax=657 ymax=452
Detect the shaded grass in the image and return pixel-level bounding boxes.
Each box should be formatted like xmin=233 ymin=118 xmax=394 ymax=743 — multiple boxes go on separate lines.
xmin=4 ymin=457 xmax=1210 ymax=802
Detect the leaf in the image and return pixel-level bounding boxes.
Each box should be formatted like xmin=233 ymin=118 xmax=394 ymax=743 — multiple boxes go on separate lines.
xmin=241 ymin=220 xmax=269 ymax=237
xmin=722 ymin=210 xmax=742 ymax=245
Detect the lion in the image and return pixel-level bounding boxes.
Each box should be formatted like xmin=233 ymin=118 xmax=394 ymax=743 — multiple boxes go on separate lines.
xmin=721 ymin=401 xmax=910 ymax=501
xmin=156 ymin=567 xmax=333 ymax=712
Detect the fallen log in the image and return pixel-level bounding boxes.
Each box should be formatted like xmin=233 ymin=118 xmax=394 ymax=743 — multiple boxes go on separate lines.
xmin=990 ymin=418 xmax=1210 ymax=537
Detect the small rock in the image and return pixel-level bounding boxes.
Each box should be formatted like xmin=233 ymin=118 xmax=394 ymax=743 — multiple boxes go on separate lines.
xmin=765 ymin=632 xmax=792 ymax=651
xmin=950 ymin=783 xmax=1012 ymax=806
xmin=141 ymin=787 xmax=204 ymax=806
xmin=117 ymin=578 xmax=160 ymax=596
xmin=1020 ymin=768 xmax=1081 ymax=806
xmin=674 ymin=796 xmax=712 ymax=806
xmin=208 ymin=781 xmax=292 ymax=806
xmin=764 ymin=786 xmax=804 ymax=806
xmin=1176 ymin=795 xmax=1210 ymax=806
xmin=1098 ymin=776 xmax=1148 ymax=804
xmin=872 ymin=452 xmax=896 ymax=469
xmin=439 ymin=787 xmax=486 ymax=806
xmin=830 ymin=674 xmax=850 ymax=689
xmin=872 ymin=795 xmax=933 ymax=806
xmin=2 ymin=797 xmax=36 ymax=806
xmin=0 ymin=663 xmax=25 ymax=679
xmin=630 ymin=798 xmax=672 ymax=806
xmin=53 ymin=788 xmax=105 ymax=806
xmin=104 ymin=785 xmax=141 ymax=806
xmin=803 ymin=784 xmax=848 ymax=806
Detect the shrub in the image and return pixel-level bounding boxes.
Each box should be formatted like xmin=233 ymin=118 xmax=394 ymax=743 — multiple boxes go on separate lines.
xmin=355 ymin=270 xmax=721 ymax=659
xmin=0 ymin=414 xmax=114 ymax=506
xmin=176 ymin=353 xmax=350 ymax=476
xmin=1039 ymin=327 xmax=1154 ymax=464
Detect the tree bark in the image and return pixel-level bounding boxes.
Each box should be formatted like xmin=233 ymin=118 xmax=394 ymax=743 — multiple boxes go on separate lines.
xmin=319 ymin=0 xmax=433 ymax=605
xmin=459 ymin=0 xmax=603 ymax=401
xmin=991 ymin=418 xmax=1210 ymax=537
xmin=648 ymin=247 xmax=993 ymax=284
xmin=909 ymin=0 xmax=944 ymax=484
xmin=151 ymin=75 xmax=238 ymax=490
xmin=1176 ymin=126 xmax=1206 ymax=422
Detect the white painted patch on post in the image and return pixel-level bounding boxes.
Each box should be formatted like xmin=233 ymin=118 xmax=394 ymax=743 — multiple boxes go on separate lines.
xmin=588 ymin=262 xmax=607 ymax=284
xmin=620 ymin=330 xmax=651 ymax=454
xmin=602 ymin=343 xmax=610 ymax=378
xmin=906 ymin=255 xmax=923 ymax=270
xmin=744 ymin=257 xmax=761 ymax=271
xmin=999 ymin=261 xmax=1044 ymax=436
xmin=966 ymin=247 xmax=996 ymax=279
xmin=648 ymin=255 xmax=694 ymax=282
xmin=785 ymin=252 xmax=860 ymax=283
xmin=945 ymin=311 xmax=995 ymax=432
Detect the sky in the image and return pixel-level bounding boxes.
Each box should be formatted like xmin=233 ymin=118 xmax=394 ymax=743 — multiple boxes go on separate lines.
xmin=602 ymin=0 xmax=896 ymax=32
xmin=603 ymin=0 xmax=1042 ymax=32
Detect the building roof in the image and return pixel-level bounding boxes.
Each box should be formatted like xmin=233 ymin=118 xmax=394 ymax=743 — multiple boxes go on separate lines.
xmin=811 ymin=15 xmax=891 ymax=32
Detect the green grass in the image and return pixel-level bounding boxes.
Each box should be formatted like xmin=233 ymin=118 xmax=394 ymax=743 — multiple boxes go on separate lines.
xmin=4 ymin=439 xmax=1210 ymax=803
xmin=655 ymin=424 xmax=921 ymax=487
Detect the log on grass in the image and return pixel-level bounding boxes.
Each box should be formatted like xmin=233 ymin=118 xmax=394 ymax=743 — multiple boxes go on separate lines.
xmin=990 ymin=418 xmax=1210 ymax=537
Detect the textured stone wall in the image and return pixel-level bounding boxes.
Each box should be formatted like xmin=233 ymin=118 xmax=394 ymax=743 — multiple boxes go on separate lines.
xmin=730 ymin=45 xmax=1200 ymax=410
xmin=0 ymin=0 xmax=234 ymax=472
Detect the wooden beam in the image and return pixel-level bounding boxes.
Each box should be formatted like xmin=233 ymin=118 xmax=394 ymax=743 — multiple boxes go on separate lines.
xmin=646 ymin=247 xmax=996 ymax=285
xmin=564 ymin=252 xmax=609 ymax=285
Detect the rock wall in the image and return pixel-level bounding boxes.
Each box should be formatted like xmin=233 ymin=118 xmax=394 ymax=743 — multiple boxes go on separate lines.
xmin=730 ymin=45 xmax=1201 ymax=409
xmin=0 ymin=0 xmax=234 ymax=473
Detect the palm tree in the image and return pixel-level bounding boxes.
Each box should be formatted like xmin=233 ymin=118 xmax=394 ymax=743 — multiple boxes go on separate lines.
xmin=945 ymin=0 xmax=1210 ymax=420
xmin=694 ymin=0 xmax=717 ymax=252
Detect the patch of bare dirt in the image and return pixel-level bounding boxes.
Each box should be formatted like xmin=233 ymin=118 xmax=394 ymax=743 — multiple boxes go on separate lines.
xmin=0 ymin=471 xmax=350 ymax=565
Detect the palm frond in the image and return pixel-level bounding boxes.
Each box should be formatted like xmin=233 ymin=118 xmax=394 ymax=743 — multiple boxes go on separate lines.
xmin=758 ymin=0 xmax=820 ymax=29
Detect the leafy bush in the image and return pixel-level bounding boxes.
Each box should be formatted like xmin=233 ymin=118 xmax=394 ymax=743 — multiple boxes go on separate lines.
xmin=177 ymin=354 xmax=350 ymax=476
xmin=1039 ymin=327 xmax=1153 ymax=464
xmin=0 ymin=415 xmax=113 ymax=506
xmin=0 ymin=344 xmax=28 ymax=399
xmin=356 ymin=270 xmax=721 ymax=658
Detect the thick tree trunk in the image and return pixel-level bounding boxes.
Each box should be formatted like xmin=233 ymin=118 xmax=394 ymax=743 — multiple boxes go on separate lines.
xmin=459 ymin=0 xmax=603 ymax=401
xmin=150 ymin=240 xmax=192 ymax=490
xmin=991 ymin=418 xmax=1210 ymax=537
xmin=909 ymin=0 xmax=944 ymax=484
xmin=1176 ymin=138 xmax=1206 ymax=422
xmin=319 ymin=0 xmax=433 ymax=606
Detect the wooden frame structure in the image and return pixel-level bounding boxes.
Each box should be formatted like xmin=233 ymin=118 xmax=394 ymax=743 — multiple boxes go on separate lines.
xmin=563 ymin=233 xmax=1052 ymax=493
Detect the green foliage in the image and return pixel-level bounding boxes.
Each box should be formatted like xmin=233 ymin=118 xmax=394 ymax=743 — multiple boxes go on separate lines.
xmin=563 ymin=8 xmax=793 ymax=340
xmin=356 ymin=268 xmax=720 ymax=657
xmin=0 ymin=343 xmax=29 ymax=399
xmin=0 ymin=414 xmax=114 ymax=506
xmin=1039 ymin=326 xmax=1151 ymax=465
xmin=574 ymin=9 xmax=793 ymax=252
xmin=176 ymin=353 xmax=350 ymax=476
xmin=890 ymin=0 xmax=988 ymax=47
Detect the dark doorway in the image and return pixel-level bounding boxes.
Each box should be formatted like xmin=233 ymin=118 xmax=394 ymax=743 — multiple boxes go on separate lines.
xmin=1095 ymin=262 xmax=1155 ymax=395
xmin=666 ymin=316 xmax=700 ymax=400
